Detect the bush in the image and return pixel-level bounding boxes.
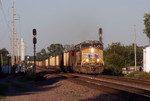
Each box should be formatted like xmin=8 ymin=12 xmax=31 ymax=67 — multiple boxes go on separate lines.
xmin=11 ymin=83 xmax=28 ymax=91
xmin=125 ymin=71 xmax=140 ymax=78
xmin=20 ymin=72 xmax=45 ymax=82
xmin=136 ymin=72 xmax=150 ymax=80
xmin=104 ymin=53 xmax=125 ymax=75
xmin=126 ymin=71 xmax=150 ymax=80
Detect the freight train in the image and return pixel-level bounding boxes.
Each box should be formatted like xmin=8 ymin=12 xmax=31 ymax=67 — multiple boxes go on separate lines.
xmin=31 ymin=28 xmax=104 ymax=74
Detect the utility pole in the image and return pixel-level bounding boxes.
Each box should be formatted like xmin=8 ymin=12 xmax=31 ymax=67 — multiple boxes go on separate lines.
xmin=12 ymin=2 xmax=15 ymax=66
xmin=16 ymin=32 xmax=18 ymax=64
xmin=134 ymin=25 xmax=137 ymax=71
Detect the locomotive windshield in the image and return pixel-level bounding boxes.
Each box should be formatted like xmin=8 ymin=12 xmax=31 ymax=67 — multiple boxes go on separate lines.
xmin=82 ymin=43 xmax=102 ymax=48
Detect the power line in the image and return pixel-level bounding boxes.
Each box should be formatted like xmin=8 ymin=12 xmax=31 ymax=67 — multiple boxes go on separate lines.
xmin=0 ymin=0 xmax=12 ymax=34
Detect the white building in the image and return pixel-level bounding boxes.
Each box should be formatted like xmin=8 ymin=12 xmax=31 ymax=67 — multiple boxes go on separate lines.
xmin=20 ymin=38 xmax=25 ymax=61
xmin=143 ymin=46 xmax=150 ymax=72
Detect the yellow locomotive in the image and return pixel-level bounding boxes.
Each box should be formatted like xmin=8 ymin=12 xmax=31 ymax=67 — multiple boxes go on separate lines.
xmin=72 ymin=40 xmax=104 ymax=73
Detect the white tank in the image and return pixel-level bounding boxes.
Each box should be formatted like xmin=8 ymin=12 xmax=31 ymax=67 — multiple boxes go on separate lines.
xmin=143 ymin=47 xmax=150 ymax=72
xmin=20 ymin=38 xmax=25 ymax=61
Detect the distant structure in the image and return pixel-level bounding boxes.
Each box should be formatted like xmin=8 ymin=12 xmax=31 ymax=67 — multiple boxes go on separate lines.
xmin=143 ymin=46 xmax=150 ymax=72
xmin=20 ymin=38 xmax=25 ymax=61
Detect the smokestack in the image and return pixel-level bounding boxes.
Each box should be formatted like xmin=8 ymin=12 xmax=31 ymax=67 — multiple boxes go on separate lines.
xmin=99 ymin=28 xmax=103 ymax=49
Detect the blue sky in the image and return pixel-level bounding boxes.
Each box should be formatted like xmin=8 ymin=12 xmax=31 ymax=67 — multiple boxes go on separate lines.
xmin=0 ymin=0 xmax=150 ymax=55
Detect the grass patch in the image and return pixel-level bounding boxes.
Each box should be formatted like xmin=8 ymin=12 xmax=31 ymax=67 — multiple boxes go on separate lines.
xmin=69 ymin=94 xmax=81 ymax=100
xmin=125 ymin=71 xmax=140 ymax=78
xmin=0 ymin=84 xmax=8 ymax=100
xmin=11 ymin=83 xmax=28 ymax=91
xmin=20 ymin=72 xmax=45 ymax=82
xmin=126 ymin=71 xmax=150 ymax=80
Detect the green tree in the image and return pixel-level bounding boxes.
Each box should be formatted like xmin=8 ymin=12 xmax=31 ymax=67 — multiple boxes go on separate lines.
xmin=36 ymin=48 xmax=49 ymax=61
xmin=104 ymin=42 xmax=127 ymax=56
xmin=143 ymin=13 xmax=150 ymax=43
xmin=104 ymin=42 xmax=130 ymax=65
xmin=104 ymin=42 xmax=144 ymax=73
xmin=47 ymin=44 xmax=64 ymax=57
xmin=104 ymin=53 xmax=125 ymax=75
xmin=0 ymin=48 xmax=9 ymax=67
xmin=0 ymin=48 xmax=9 ymax=57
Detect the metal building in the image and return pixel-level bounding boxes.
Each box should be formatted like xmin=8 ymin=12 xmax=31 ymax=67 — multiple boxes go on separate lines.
xmin=143 ymin=46 xmax=150 ymax=72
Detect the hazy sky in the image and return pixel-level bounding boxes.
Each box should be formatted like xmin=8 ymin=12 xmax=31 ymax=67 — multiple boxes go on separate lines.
xmin=0 ymin=0 xmax=150 ymax=55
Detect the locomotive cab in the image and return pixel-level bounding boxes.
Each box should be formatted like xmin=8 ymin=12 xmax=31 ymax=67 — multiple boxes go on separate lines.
xmin=73 ymin=40 xmax=104 ymax=74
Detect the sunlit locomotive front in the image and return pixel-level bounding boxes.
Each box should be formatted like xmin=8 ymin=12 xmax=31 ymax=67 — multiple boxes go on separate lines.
xmin=73 ymin=40 xmax=104 ymax=74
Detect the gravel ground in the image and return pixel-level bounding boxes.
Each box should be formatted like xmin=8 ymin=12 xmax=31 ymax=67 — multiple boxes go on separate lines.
xmin=0 ymin=74 xmax=128 ymax=101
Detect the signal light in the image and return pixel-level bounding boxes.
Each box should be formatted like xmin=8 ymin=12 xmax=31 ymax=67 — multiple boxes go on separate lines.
xmin=33 ymin=37 xmax=37 ymax=44
xmin=33 ymin=29 xmax=36 ymax=36
xmin=99 ymin=28 xmax=102 ymax=34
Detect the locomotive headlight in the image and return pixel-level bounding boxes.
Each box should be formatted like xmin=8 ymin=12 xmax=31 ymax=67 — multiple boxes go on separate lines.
xmin=86 ymin=59 xmax=89 ymax=62
xmin=97 ymin=59 xmax=100 ymax=62
xmin=91 ymin=48 xmax=94 ymax=53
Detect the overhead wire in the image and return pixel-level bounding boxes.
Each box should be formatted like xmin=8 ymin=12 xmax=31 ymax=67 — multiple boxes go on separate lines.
xmin=0 ymin=0 xmax=12 ymax=50
xmin=0 ymin=0 xmax=12 ymax=35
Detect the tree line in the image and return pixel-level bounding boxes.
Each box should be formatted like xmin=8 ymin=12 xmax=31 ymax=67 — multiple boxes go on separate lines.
xmin=104 ymin=42 xmax=144 ymax=75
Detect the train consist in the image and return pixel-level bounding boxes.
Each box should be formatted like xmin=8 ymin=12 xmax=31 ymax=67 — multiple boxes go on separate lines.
xmin=32 ymin=28 xmax=104 ymax=74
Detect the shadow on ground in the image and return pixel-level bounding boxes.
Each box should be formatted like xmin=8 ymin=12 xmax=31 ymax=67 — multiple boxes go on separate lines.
xmin=80 ymin=93 xmax=129 ymax=101
xmin=80 ymin=93 xmax=149 ymax=101
xmin=1 ymin=69 xmax=66 ymax=97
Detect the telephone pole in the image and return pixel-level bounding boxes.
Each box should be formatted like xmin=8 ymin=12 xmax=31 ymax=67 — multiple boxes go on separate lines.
xmin=12 ymin=2 xmax=15 ymax=66
xmin=134 ymin=25 xmax=137 ymax=71
xmin=11 ymin=2 xmax=15 ymax=65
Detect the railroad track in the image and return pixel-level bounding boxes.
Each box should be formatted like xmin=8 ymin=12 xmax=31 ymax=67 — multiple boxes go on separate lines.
xmin=37 ymin=67 xmax=150 ymax=101
xmin=60 ymin=73 xmax=150 ymax=101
